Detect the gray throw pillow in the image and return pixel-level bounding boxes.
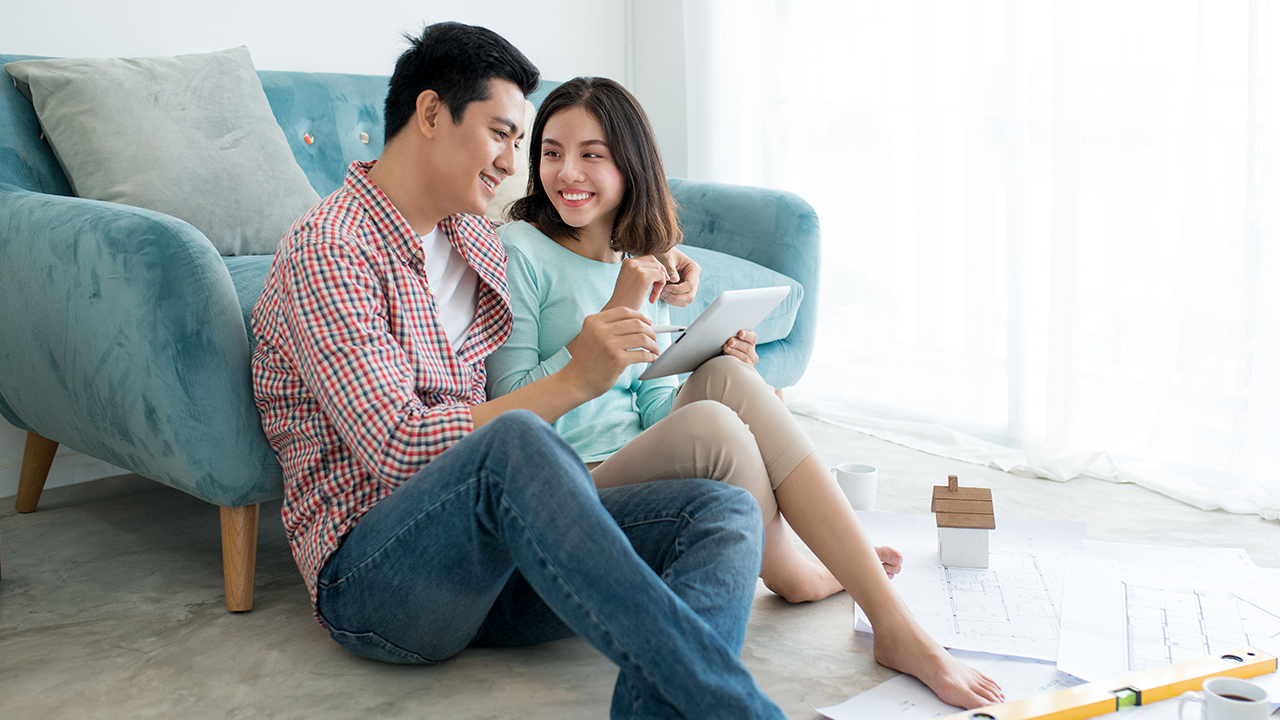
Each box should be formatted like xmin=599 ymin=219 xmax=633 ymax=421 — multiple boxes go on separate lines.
xmin=5 ymin=47 xmax=319 ymax=255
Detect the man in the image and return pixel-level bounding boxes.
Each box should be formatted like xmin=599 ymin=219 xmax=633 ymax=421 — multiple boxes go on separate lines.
xmin=250 ymin=21 xmax=784 ymax=719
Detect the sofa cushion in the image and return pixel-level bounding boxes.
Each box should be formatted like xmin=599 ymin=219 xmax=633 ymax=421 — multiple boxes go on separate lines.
xmin=669 ymin=246 xmax=803 ymax=344
xmin=222 ymin=254 xmax=274 ymax=349
xmin=4 ymin=47 xmax=319 ymax=255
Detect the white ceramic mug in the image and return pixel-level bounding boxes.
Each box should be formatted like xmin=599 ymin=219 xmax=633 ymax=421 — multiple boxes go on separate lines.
xmin=831 ymin=463 xmax=877 ymax=511
xmin=1178 ymin=677 xmax=1271 ymax=720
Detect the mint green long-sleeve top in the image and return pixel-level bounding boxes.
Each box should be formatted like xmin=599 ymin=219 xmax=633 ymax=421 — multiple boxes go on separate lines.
xmin=486 ymin=221 xmax=679 ymax=463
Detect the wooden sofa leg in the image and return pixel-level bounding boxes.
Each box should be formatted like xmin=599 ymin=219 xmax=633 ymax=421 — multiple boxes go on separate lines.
xmin=16 ymin=432 xmax=58 ymax=513
xmin=220 ymin=504 xmax=259 ymax=612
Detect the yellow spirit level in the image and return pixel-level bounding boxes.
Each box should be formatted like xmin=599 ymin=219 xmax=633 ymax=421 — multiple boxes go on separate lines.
xmin=939 ymin=647 xmax=1276 ymax=720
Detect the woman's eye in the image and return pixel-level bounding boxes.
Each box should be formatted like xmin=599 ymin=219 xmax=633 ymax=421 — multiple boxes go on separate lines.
xmin=543 ymin=150 xmax=559 ymax=158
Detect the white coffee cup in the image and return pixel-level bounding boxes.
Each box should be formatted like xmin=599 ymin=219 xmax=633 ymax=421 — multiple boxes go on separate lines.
xmin=831 ymin=463 xmax=877 ymax=511
xmin=1178 ymin=677 xmax=1271 ymax=720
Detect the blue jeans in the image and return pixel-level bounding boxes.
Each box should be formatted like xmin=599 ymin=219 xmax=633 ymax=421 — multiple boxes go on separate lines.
xmin=315 ymin=410 xmax=784 ymax=720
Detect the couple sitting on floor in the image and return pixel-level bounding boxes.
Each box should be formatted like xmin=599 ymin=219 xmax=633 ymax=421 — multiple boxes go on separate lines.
xmin=250 ymin=21 xmax=1003 ymax=719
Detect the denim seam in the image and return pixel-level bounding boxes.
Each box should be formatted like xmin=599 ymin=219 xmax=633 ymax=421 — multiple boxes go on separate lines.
xmin=325 ymin=627 xmax=432 ymax=664
xmin=664 ymin=512 xmax=693 ymax=586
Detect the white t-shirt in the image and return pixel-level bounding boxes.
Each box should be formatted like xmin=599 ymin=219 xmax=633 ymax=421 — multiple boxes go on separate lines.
xmin=421 ymin=225 xmax=479 ymax=348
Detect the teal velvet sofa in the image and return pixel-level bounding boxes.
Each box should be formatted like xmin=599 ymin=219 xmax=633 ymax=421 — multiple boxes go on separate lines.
xmin=0 ymin=56 xmax=820 ymax=611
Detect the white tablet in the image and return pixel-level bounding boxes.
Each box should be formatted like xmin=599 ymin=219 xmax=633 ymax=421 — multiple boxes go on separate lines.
xmin=638 ymin=286 xmax=791 ymax=381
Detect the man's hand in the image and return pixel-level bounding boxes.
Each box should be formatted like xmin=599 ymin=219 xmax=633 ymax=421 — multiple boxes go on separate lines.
xmin=564 ymin=307 xmax=660 ymax=399
xmin=656 ymin=248 xmax=701 ymax=307
xmin=604 ymin=256 xmax=670 ymax=311
xmin=721 ymin=329 xmax=759 ymax=366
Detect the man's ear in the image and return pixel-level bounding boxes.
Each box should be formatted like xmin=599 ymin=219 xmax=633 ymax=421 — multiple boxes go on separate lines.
xmin=415 ymin=89 xmax=444 ymax=139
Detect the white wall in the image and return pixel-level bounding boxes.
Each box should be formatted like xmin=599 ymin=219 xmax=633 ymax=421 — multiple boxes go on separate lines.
xmin=3 ymin=0 xmax=627 ymax=78
xmin=0 ymin=0 xmax=630 ymax=498
xmin=631 ymin=0 xmax=689 ymax=177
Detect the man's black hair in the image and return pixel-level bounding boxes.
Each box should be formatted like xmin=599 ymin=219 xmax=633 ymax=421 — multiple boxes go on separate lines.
xmin=383 ymin=22 xmax=540 ymax=142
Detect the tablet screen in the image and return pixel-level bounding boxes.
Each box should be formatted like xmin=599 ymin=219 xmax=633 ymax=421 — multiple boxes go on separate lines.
xmin=638 ymin=286 xmax=790 ymax=380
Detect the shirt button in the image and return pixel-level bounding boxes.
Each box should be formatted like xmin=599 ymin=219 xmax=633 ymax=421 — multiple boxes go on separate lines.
xmin=426 ymin=287 xmax=435 ymax=296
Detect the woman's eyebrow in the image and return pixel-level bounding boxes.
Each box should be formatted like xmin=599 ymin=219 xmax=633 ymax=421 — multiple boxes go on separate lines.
xmin=540 ymin=137 xmax=609 ymax=148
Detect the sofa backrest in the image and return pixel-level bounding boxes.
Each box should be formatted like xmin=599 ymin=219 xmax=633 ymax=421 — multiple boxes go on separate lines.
xmin=1 ymin=54 xmax=562 ymax=201
xmin=0 ymin=54 xmax=73 ymax=195
xmin=257 ymin=70 xmax=388 ymax=198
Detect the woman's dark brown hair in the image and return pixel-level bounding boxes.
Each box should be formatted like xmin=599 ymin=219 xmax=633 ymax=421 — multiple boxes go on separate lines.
xmin=508 ymin=77 xmax=682 ymax=257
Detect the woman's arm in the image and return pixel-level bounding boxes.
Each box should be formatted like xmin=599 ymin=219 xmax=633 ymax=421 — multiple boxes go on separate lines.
xmin=485 ymin=247 xmax=572 ymax=398
xmin=484 ymin=245 xmax=660 ymax=421
xmin=603 ymin=255 xmax=670 ymax=311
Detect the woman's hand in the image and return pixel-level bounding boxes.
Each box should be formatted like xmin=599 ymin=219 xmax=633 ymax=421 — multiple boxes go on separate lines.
xmin=604 ymin=255 xmax=670 ymax=311
xmin=656 ymin=248 xmax=701 ymax=307
xmin=721 ymin=329 xmax=759 ymax=366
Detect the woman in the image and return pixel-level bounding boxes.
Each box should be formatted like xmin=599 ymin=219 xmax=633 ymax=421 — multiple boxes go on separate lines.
xmin=486 ymin=77 xmax=1002 ymax=709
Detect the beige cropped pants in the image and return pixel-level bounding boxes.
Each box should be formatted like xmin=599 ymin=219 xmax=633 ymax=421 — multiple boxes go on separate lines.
xmin=589 ymin=356 xmax=817 ymax=522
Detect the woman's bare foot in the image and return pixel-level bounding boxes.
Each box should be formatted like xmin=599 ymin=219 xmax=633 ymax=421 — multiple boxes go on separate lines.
xmin=760 ymin=514 xmax=844 ymax=603
xmin=761 ymin=532 xmax=904 ymax=601
xmin=877 ymin=545 xmax=904 ymax=578
xmin=871 ymin=615 xmax=1004 ymax=709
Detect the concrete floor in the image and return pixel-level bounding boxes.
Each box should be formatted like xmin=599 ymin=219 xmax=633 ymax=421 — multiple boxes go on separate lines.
xmin=1 ymin=414 xmax=1277 ymax=719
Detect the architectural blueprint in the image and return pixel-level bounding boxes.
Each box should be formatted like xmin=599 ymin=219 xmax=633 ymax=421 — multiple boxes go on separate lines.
xmin=815 ymin=650 xmax=1086 ymax=720
xmin=1056 ymin=554 xmax=1280 ymax=682
xmin=853 ymin=512 xmax=1085 ymax=661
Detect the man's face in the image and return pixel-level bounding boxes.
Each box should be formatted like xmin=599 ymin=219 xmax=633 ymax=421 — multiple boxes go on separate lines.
xmin=430 ymin=79 xmax=526 ymax=217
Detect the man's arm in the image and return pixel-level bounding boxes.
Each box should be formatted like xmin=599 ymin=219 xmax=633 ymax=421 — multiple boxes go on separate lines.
xmin=471 ymin=307 xmax=659 ymax=428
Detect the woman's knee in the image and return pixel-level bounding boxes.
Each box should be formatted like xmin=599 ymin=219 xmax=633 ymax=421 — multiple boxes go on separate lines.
xmin=678 ymin=401 xmax=756 ymax=453
xmin=685 ymin=355 xmax=767 ymax=399
xmin=705 ymin=354 xmax=753 ymax=377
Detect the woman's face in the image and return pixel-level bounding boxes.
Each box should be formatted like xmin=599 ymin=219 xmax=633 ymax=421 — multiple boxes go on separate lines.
xmin=539 ymin=106 xmax=626 ymax=239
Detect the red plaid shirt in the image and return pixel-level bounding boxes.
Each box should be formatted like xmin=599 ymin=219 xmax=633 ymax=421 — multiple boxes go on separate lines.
xmin=251 ymin=161 xmax=512 ymax=608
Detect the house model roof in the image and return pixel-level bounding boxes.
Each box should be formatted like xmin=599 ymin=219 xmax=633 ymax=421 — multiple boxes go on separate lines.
xmin=931 ymin=474 xmax=995 ymax=530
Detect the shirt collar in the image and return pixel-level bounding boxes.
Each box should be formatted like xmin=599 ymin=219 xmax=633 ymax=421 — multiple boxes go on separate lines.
xmin=344 ymin=160 xmax=427 ymax=268
xmin=343 ymin=161 xmax=506 ymax=298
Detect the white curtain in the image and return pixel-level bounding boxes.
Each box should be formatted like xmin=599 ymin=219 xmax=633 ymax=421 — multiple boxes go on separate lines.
xmin=683 ymin=0 xmax=1280 ymax=519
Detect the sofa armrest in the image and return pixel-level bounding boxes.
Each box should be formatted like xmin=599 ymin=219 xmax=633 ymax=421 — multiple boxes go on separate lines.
xmin=0 ymin=185 xmax=281 ymax=507
xmin=667 ymin=178 xmax=822 ymax=388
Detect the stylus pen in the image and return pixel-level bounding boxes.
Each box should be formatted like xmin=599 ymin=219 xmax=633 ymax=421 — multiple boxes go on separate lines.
xmin=651 ymin=324 xmax=686 ymax=334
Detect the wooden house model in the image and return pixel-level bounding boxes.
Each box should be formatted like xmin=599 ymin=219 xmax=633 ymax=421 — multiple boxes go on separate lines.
xmin=931 ymin=474 xmax=995 ymax=568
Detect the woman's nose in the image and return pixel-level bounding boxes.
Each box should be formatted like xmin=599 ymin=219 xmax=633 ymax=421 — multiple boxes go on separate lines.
xmin=559 ymin=158 xmax=585 ymax=182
